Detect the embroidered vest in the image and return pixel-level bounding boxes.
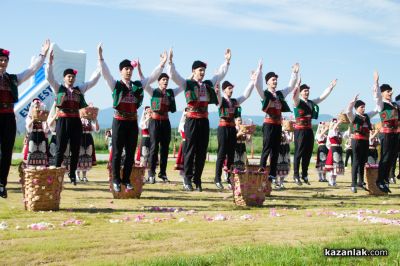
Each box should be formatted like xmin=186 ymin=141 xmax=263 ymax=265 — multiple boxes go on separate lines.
xmin=0 ymin=73 xmax=19 ymax=103
xmin=56 ymin=85 xmax=88 ymax=110
xmin=351 ymin=114 xmax=371 ymax=139
xmin=185 ymin=80 xmax=218 ymax=105
xmin=379 ymin=102 xmax=399 ymax=133
xmin=151 ymin=88 xmax=176 ymax=113
xmin=218 ymin=98 xmax=241 ymax=119
xmin=112 ymin=80 xmax=143 ymax=112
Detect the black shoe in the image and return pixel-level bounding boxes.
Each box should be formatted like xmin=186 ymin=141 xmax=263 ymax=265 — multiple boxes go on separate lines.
xmin=0 ymin=186 xmax=7 ymax=198
xmin=183 ymin=184 xmax=194 ymax=191
xmin=113 ymin=182 xmax=121 ymax=192
xmin=302 ymin=177 xmax=311 ymax=185
xmin=159 ymin=175 xmax=170 ymax=183
xmin=376 ymin=182 xmax=388 ymax=193
xmin=390 ymin=177 xmax=396 ymax=184
xmin=195 ymin=184 xmax=203 ymax=192
xmin=293 ymin=177 xmax=302 ymax=186
xmin=268 ymin=175 xmax=276 ymax=182
xmin=69 ymin=174 xmax=77 ymax=186
xmin=385 ymin=184 xmax=392 ymax=193
xmin=215 ymin=182 xmax=224 ymax=190
xmin=147 ymin=176 xmax=155 ymax=184
xmin=351 ymin=186 xmax=357 ymax=193
xmin=125 ymin=183 xmax=134 ymax=190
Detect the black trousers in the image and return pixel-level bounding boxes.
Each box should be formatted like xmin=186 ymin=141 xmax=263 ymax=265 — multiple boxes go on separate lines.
xmin=378 ymin=133 xmax=399 ymax=183
xmin=184 ymin=118 xmax=209 ymax=186
xmin=0 ymin=113 xmax=16 ymax=187
xmin=111 ymin=118 xmax=138 ymax=184
xmin=351 ymin=139 xmax=369 ymax=187
xmin=293 ymin=128 xmax=314 ymax=178
xmin=344 ymin=149 xmax=353 ymax=167
xmin=390 ymin=134 xmax=400 ymax=178
xmin=148 ymin=119 xmax=171 ymax=177
xmin=260 ymin=123 xmax=282 ymax=177
xmin=215 ymin=126 xmax=236 ymax=183
xmin=55 ymin=117 xmax=82 ymax=177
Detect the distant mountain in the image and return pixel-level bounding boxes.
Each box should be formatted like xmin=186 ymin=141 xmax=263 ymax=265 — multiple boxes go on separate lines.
xmin=98 ymin=108 xmax=354 ymax=129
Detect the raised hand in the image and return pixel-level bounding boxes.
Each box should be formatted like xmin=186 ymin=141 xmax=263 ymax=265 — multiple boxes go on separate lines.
xmin=330 ymin=79 xmax=338 ymax=88
xmin=49 ymin=50 xmax=54 ymax=65
xmin=41 ymin=39 xmax=51 ymax=56
xmin=160 ymin=50 xmax=167 ymax=66
xmin=97 ymin=43 xmax=103 ymax=60
xmin=296 ymin=75 xmax=302 ymax=87
xmin=373 ymin=71 xmax=379 ymax=83
xmin=250 ymin=70 xmax=258 ymax=81
xmin=351 ymin=94 xmax=359 ymax=103
xmin=225 ymin=48 xmax=231 ymax=63
xmin=292 ymin=63 xmax=300 ymax=73
xmin=168 ymin=48 xmax=173 ymax=64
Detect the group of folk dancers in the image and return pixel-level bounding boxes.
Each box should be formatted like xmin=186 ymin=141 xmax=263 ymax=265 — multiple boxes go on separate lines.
xmin=1 ymin=40 xmax=399 ymax=199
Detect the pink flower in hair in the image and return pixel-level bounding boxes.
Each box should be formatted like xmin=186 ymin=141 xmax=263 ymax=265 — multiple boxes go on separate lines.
xmin=2 ymin=49 xmax=10 ymax=56
xmin=73 ymin=69 xmax=78 ymax=75
xmin=131 ymin=60 xmax=138 ymax=68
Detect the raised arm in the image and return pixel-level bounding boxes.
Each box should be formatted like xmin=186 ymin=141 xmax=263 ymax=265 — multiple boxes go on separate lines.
xmin=254 ymin=60 xmax=265 ymax=100
xmin=138 ymin=60 xmax=153 ymax=95
xmin=280 ymin=63 xmax=300 ymax=97
xmin=17 ymin=39 xmax=50 ymax=86
xmin=141 ymin=51 xmax=167 ymax=89
xmin=312 ymin=79 xmax=338 ymax=104
xmin=45 ymin=50 xmax=60 ymax=93
xmin=373 ymin=71 xmax=383 ymax=112
xmin=79 ymin=66 xmax=101 ymax=94
xmin=345 ymin=94 xmax=358 ymax=123
xmin=98 ymin=43 xmax=116 ymax=90
xmin=216 ymin=82 xmax=222 ymax=107
xmin=292 ymin=75 xmax=302 ymax=107
xmin=210 ymin=49 xmax=231 ymax=85
xmin=168 ymin=48 xmax=187 ymax=90
xmin=236 ymin=71 xmax=258 ymax=105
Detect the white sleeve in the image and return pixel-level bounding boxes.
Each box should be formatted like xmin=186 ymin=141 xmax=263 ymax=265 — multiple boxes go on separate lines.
xmin=374 ymin=82 xmax=383 ymax=112
xmin=169 ymin=63 xmax=187 ymax=90
xmin=45 ymin=64 xmax=60 ymax=93
xmin=139 ymin=111 xmax=146 ymax=129
xmin=178 ymin=112 xmax=186 ymax=133
xmin=16 ymin=55 xmax=46 ymax=86
xmin=141 ymin=63 xmax=164 ymax=89
xmin=99 ymin=60 xmax=116 ymax=90
xmin=255 ymin=70 xmax=265 ymax=100
xmin=210 ymin=61 xmax=230 ymax=86
xmin=79 ymin=67 xmax=101 ymax=94
xmin=280 ymin=72 xmax=298 ymax=97
xmin=345 ymin=102 xmax=355 ymax=123
xmin=312 ymin=85 xmax=334 ymax=105
xmin=236 ymin=80 xmax=255 ymax=105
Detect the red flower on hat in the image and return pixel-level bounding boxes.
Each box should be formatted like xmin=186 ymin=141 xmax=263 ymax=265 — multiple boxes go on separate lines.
xmin=131 ymin=60 xmax=138 ymax=68
xmin=73 ymin=69 xmax=78 ymax=75
xmin=2 ymin=49 xmax=10 ymax=56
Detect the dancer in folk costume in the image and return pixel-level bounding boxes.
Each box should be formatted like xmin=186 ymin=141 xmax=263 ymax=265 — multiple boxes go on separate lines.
xmin=0 ymin=39 xmax=50 ymax=198
xmin=25 ymin=98 xmax=49 ymax=167
xmin=105 ymin=129 xmax=112 ymax=153
xmin=47 ymin=102 xmax=58 ymax=166
xmin=136 ymin=106 xmax=151 ymax=168
xmin=214 ymin=70 xmax=258 ymax=190
xmin=233 ymin=117 xmax=250 ymax=168
xmin=324 ymin=118 xmax=344 ymax=186
xmin=175 ymin=108 xmax=188 ymax=181
xmin=255 ymin=61 xmax=299 ymax=181
xmin=389 ymin=108 xmax=400 ymax=184
xmin=76 ymin=117 xmax=99 ymax=182
xmin=343 ymin=127 xmax=353 ymax=169
xmin=141 ymin=51 xmax=186 ymax=184
xmin=276 ymin=127 xmax=293 ymax=189
xmin=169 ymin=48 xmax=231 ymax=192
xmin=367 ymin=127 xmax=380 ymax=165
xmin=346 ymin=94 xmax=378 ymax=193
xmin=292 ymin=76 xmax=337 ymax=185
xmin=46 ymin=49 xmax=101 ymax=185
xmin=98 ymin=44 xmax=166 ymax=192
xmin=315 ymin=122 xmax=329 ymax=182
xmin=373 ymin=71 xmax=399 ymax=193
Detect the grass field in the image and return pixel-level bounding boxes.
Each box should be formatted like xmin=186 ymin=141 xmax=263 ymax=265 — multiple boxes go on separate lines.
xmin=1 ymin=162 xmax=400 ymax=265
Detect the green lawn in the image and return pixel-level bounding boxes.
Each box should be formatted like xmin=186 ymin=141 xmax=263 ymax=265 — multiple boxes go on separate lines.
xmin=1 ymin=162 xmax=399 ymax=265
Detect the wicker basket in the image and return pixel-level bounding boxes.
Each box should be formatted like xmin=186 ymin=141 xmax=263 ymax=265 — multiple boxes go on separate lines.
xmin=22 ymin=167 xmax=66 ymax=211
xmin=32 ymin=109 xmax=49 ymax=122
xmin=338 ymin=113 xmax=350 ymax=124
xmin=240 ymin=124 xmax=257 ymax=135
xmin=232 ymin=165 xmax=271 ymax=207
xmin=365 ymin=165 xmax=387 ymax=196
xmin=282 ymin=120 xmax=294 ymax=132
xmin=79 ymin=106 xmax=99 ymax=120
xmin=110 ymin=167 xmax=145 ymax=199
